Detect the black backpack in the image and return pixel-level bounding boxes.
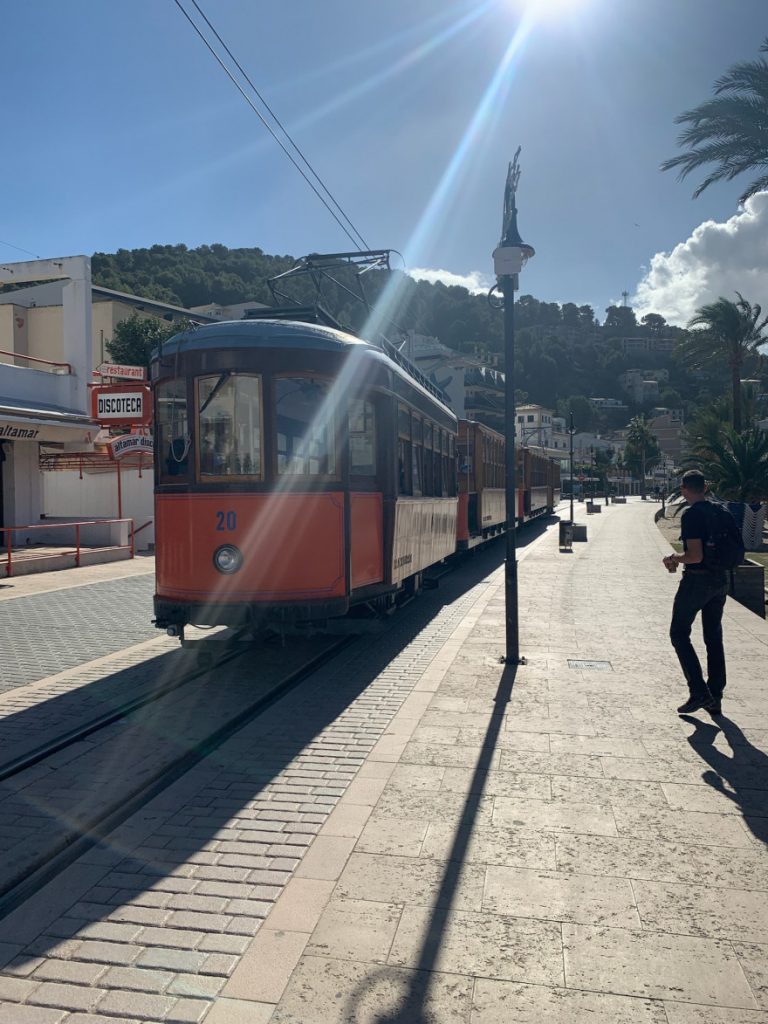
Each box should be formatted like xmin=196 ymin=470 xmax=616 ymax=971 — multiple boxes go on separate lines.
xmin=702 ymin=502 xmax=745 ymax=571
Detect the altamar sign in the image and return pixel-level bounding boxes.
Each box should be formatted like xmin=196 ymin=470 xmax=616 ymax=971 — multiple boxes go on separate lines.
xmin=91 ymin=384 xmax=152 ymax=427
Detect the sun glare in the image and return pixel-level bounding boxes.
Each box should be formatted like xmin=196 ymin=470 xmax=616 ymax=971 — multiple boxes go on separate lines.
xmin=514 ymin=0 xmax=587 ymax=21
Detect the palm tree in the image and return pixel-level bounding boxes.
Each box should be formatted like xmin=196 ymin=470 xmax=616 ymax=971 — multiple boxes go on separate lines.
xmin=687 ymin=427 xmax=768 ymax=504
xmin=680 ymin=425 xmax=768 ymax=550
xmin=661 ymin=38 xmax=768 ymax=204
xmin=680 ymin=293 xmax=768 ymax=433
xmin=624 ymin=415 xmax=660 ymax=500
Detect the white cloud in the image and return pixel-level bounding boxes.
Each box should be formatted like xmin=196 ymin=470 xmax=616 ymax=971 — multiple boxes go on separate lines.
xmin=407 ymin=267 xmax=491 ymax=294
xmin=632 ymin=192 xmax=768 ymax=325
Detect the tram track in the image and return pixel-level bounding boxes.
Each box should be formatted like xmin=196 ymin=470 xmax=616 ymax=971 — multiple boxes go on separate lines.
xmin=0 ymin=635 xmax=353 ymax=921
xmin=0 ymin=636 xmax=248 ymax=785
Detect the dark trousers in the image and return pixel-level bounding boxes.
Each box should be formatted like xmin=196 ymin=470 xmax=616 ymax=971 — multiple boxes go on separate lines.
xmin=669 ymin=572 xmax=728 ymax=701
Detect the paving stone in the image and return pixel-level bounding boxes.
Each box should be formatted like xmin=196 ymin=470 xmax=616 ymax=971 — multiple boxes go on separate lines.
xmin=732 ymin=942 xmax=768 ymax=1010
xmin=204 ymin=998 xmax=275 ymax=1023
xmin=62 ymin=941 xmax=140 ymax=966
xmin=336 ymin=852 xmax=485 ymax=911
xmin=32 ymin=960 xmax=107 ymax=985
xmin=27 ymin=981 xmax=107 ymax=1012
xmin=97 ymin=989 xmax=177 ymax=1019
xmin=633 ymin=878 xmax=768 ymax=943
xmin=492 ymin=796 xmax=618 ymax=836
xmin=612 ymin=804 xmax=753 ymax=847
xmin=662 ymin=1005 xmax=768 ymax=1023
xmin=563 ymin=923 xmax=757 ymax=1007
xmin=0 ymin=1006 xmax=69 ymax=1024
xmin=0 ymin=974 xmax=38 ymax=1000
xmin=388 ymin=905 xmax=564 ymax=985
xmin=100 ymin=966 xmax=174 ymax=992
xmin=168 ymin=974 xmax=225 ymax=998
xmin=355 ymin=816 xmax=428 ymax=857
xmin=471 ymin=978 xmax=667 ymax=1023
xmin=420 ymin=822 xmax=557 ymax=869
xmin=482 ymin=866 xmax=640 ymax=927
xmin=307 ymin=898 xmax=402 ymax=964
xmin=270 ymin=955 xmax=473 ymax=1024
xmin=555 ymin=833 xmax=768 ymax=890
xmin=136 ymin=948 xmax=208 ymax=973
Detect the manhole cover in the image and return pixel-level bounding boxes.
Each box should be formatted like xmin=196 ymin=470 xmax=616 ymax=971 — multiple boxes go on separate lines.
xmin=567 ymin=659 xmax=613 ymax=671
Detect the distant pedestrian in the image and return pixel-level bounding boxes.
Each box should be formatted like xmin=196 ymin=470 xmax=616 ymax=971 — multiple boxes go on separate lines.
xmin=663 ymin=470 xmax=728 ymax=716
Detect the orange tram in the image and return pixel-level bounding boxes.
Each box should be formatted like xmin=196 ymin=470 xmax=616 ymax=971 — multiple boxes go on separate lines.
xmin=151 ymin=318 xmax=560 ymax=638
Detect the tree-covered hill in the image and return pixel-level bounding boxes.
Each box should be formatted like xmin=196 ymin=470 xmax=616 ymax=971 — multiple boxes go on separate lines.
xmin=88 ymin=243 xmax=762 ymax=425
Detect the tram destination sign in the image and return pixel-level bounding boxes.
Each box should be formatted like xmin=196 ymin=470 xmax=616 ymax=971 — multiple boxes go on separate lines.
xmin=91 ymin=384 xmax=152 ymax=426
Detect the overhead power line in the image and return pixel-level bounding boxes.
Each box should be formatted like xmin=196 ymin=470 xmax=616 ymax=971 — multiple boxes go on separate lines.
xmin=0 ymin=238 xmax=41 ymax=259
xmin=173 ymin=0 xmax=369 ymax=251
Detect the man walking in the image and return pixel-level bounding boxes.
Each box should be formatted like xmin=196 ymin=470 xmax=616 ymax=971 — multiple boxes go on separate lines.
xmin=663 ymin=470 xmax=728 ymax=716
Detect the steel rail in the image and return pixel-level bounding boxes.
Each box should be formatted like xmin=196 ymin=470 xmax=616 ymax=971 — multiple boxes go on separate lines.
xmin=0 ymin=640 xmax=249 ymax=784
xmin=0 ymin=637 xmax=352 ymax=921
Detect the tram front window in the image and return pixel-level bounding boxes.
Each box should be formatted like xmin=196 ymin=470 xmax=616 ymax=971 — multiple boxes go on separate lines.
xmin=197 ymin=373 xmax=262 ymax=479
xmin=276 ymin=377 xmax=336 ymax=477
xmin=156 ymin=378 xmax=190 ymax=482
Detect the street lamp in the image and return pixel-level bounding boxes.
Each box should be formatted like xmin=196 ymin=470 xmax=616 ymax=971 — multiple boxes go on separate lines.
xmin=492 ymin=149 xmax=535 ymax=666
xmin=568 ymin=411 xmax=575 ymax=525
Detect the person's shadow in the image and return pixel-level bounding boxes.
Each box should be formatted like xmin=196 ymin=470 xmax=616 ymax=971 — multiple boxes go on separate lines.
xmin=682 ymin=714 xmax=768 ymax=844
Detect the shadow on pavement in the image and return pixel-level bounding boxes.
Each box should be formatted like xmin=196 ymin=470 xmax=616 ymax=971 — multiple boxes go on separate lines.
xmin=0 ymin=521 xmax=556 ymax=968
xmin=341 ymin=661 xmax=519 ymax=1024
xmin=683 ymin=713 xmax=768 ymax=845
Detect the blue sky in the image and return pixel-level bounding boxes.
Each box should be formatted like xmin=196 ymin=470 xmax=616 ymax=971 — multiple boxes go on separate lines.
xmin=2 ymin=0 xmax=766 ymax=323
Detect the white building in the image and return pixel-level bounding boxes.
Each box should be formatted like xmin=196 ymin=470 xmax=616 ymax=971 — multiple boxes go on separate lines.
xmin=516 ymin=404 xmax=554 ymax=447
xmin=1 ymin=257 xmax=96 ymax=535
xmin=0 ymin=258 xmax=212 ymax=554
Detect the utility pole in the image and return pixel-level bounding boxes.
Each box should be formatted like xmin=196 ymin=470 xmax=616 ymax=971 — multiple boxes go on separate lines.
xmin=569 ymin=411 xmax=575 ymax=526
xmin=492 ymin=150 xmax=535 ymax=665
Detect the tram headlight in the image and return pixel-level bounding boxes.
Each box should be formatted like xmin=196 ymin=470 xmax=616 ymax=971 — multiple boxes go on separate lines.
xmin=213 ymin=544 xmax=243 ymax=575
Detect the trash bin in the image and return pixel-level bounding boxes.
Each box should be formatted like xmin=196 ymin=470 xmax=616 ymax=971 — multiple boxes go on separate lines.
xmin=559 ymin=521 xmax=573 ymax=549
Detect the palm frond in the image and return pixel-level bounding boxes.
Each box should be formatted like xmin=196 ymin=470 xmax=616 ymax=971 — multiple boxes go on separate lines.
xmin=662 ymin=39 xmax=768 ymax=201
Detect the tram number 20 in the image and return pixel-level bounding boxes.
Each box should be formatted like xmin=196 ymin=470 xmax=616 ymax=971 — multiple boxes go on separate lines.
xmin=215 ymin=510 xmax=237 ymax=532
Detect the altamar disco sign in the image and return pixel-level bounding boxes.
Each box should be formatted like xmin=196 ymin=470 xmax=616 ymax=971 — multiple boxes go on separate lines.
xmin=91 ymin=383 xmax=152 ymax=427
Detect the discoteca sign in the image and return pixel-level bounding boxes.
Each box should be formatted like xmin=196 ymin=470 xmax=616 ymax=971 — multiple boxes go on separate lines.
xmin=91 ymin=385 xmax=152 ymax=426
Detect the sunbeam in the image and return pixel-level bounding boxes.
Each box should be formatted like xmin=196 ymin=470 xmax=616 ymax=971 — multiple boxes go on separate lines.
xmin=363 ymin=7 xmax=538 ymax=343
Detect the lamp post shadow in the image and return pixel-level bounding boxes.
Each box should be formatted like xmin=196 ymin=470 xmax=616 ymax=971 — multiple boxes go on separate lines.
xmin=342 ymin=663 xmax=520 ymax=1024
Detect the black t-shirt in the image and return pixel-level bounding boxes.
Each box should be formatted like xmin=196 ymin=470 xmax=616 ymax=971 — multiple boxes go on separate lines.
xmin=680 ymin=502 xmax=725 ymax=578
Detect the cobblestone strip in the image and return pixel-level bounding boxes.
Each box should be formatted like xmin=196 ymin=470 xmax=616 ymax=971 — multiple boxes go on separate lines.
xmin=0 ymin=636 xmax=336 ymax=896
xmin=0 ymin=575 xmax=158 ymax=693
xmin=0 ymin=636 xmax=179 ymax=764
xmin=0 ymin=550 xmax=503 ymax=1023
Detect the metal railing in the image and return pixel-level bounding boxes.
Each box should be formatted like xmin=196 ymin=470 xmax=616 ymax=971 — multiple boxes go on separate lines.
xmin=0 ymin=349 xmax=72 ymax=374
xmin=2 ymin=518 xmax=134 ymax=577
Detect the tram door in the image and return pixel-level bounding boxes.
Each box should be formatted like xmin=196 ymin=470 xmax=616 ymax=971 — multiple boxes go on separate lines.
xmin=349 ymin=397 xmax=384 ymax=589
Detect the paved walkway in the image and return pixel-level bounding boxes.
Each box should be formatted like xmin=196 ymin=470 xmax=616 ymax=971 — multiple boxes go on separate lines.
xmin=213 ymin=499 xmax=768 ymax=1024
xmin=0 ymin=502 xmax=766 ymax=1024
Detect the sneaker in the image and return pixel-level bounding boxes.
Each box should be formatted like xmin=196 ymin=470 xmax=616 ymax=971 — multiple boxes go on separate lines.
xmin=677 ymin=695 xmax=713 ymax=715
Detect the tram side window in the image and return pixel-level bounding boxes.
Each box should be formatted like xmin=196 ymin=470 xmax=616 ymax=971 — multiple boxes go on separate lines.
xmin=423 ymin=421 xmax=434 ymax=495
xmin=397 ymin=404 xmax=412 ymax=495
xmin=349 ymin=399 xmax=376 ymax=476
xmin=448 ymin=434 xmax=457 ymax=496
xmin=436 ymin=430 xmax=448 ymax=497
xmin=198 ymin=374 xmax=262 ymax=479
xmin=411 ymin=416 xmax=423 ymax=496
xmin=276 ymin=377 xmax=336 ymax=477
xmin=156 ymin=378 xmax=190 ymax=482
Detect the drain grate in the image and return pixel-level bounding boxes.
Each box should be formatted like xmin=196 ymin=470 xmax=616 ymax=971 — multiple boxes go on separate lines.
xmin=567 ymin=659 xmax=613 ymax=671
